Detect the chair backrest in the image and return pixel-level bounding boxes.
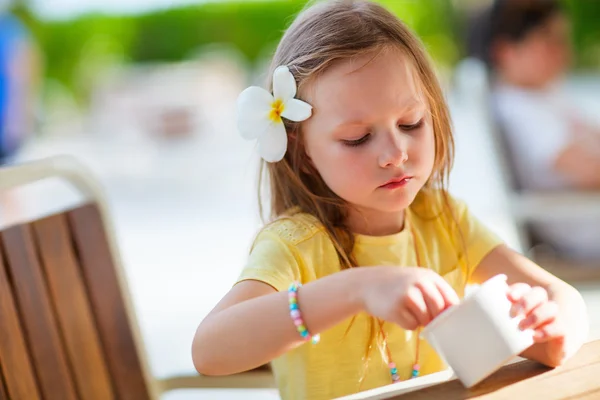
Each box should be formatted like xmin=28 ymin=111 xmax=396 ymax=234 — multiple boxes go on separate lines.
xmin=486 ymin=111 xmax=547 ymax=251
xmin=486 ymin=119 xmax=524 ymax=191
xmin=454 ymin=58 xmax=535 ymax=251
xmin=0 ymin=157 xmax=156 ymax=400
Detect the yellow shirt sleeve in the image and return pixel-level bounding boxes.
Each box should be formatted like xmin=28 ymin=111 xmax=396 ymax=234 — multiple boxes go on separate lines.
xmin=451 ymin=197 xmax=504 ymax=279
xmin=236 ymin=230 xmax=303 ymax=292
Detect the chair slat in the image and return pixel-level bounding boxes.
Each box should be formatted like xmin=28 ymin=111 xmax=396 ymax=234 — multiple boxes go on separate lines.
xmin=68 ymin=204 xmax=151 ymax=400
xmin=1 ymin=225 xmax=77 ymax=400
xmin=0 ymin=241 xmax=41 ymax=399
xmin=33 ymin=213 xmax=115 ymax=399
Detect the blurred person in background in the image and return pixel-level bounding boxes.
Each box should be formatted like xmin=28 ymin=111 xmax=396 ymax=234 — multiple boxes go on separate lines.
xmin=469 ymin=0 xmax=600 ymax=262
xmin=0 ymin=1 xmax=41 ymax=166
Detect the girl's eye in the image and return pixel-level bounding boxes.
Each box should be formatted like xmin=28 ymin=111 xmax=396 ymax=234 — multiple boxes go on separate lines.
xmin=341 ymin=120 xmax=422 ymax=147
xmin=343 ymin=134 xmax=371 ymax=147
xmin=399 ymin=119 xmax=424 ymax=131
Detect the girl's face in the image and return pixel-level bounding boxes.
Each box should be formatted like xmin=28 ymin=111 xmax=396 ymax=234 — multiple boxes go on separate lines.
xmin=301 ymin=47 xmax=436 ymax=226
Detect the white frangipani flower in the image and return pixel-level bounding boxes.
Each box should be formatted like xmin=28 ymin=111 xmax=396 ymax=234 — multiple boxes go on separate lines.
xmin=236 ymin=66 xmax=313 ymax=162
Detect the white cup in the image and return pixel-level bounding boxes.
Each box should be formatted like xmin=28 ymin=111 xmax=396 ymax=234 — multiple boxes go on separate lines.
xmin=422 ymin=274 xmax=535 ymax=388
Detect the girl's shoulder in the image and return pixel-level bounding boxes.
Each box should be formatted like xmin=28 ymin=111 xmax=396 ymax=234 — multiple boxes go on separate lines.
xmin=260 ymin=208 xmax=326 ymax=246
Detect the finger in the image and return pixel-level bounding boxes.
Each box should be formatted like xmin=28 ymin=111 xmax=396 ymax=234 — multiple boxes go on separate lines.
xmin=404 ymin=286 xmax=430 ymax=326
xmin=431 ymin=275 xmax=460 ymax=307
xmin=507 ymin=283 xmax=531 ymax=302
xmin=416 ymin=280 xmax=446 ymax=320
xmin=519 ymin=301 xmax=559 ymax=331
xmin=511 ymin=286 xmax=548 ymax=317
xmin=533 ymin=320 xmax=566 ymax=343
xmin=398 ymin=308 xmax=420 ymax=331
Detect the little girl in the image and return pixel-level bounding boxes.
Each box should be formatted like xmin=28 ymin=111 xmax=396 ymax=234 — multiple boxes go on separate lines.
xmin=192 ymin=1 xmax=588 ymax=399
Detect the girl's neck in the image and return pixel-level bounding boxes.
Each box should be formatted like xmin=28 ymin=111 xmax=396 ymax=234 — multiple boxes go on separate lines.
xmin=346 ymin=207 xmax=406 ymax=237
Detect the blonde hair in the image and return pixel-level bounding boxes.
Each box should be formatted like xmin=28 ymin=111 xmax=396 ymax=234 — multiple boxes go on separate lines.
xmin=257 ymin=0 xmax=458 ymax=376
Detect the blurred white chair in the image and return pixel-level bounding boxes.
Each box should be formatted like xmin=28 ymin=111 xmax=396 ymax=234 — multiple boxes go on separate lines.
xmin=454 ymin=58 xmax=600 ymax=281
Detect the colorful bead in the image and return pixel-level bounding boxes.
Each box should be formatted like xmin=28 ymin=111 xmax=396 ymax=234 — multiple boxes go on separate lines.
xmin=386 ymin=361 xmax=421 ymax=383
xmin=288 ymin=282 xmax=320 ymax=345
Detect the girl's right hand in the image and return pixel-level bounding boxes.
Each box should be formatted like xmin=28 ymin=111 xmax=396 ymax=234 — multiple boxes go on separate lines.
xmin=359 ymin=267 xmax=460 ymax=330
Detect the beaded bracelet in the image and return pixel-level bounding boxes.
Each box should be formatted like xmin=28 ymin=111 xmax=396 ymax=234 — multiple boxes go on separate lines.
xmin=288 ymin=282 xmax=320 ymax=345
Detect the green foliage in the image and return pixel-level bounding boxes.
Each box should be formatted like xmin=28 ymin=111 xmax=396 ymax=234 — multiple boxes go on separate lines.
xmin=9 ymin=0 xmax=600 ymax=101
xmin=130 ymin=2 xmax=307 ymax=62
xmin=562 ymin=0 xmax=600 ymax=69
xmin=15 ymin=1 xmax=310 ymax=100
xmin=379 ymin=0 xmax=460 ymax=66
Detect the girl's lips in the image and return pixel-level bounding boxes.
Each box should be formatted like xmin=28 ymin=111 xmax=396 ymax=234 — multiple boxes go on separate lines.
xmin=380 ymin=177 xmax=412 ymax=189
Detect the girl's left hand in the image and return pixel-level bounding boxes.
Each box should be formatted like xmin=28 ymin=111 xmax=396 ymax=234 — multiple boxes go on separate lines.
xmin=507 ymin=283 xmax=565 ymax=343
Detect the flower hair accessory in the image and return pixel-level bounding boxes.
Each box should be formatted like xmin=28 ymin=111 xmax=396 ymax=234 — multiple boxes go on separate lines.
xmin=236 ymin=66 xmax=313 ymax=162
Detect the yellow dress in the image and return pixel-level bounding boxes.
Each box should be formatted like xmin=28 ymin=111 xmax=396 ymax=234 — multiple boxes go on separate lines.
xmin=236 ymin=190 xmax=503 ymax=400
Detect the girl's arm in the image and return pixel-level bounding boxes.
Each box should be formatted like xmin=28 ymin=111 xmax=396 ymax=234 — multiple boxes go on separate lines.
xmin=471 ymin=245 xmax=589 ymax=367
xmin=192 ymin=266 xmax=459 ymax=376
xmin=192 ymin=268 xmax=364 ymax=376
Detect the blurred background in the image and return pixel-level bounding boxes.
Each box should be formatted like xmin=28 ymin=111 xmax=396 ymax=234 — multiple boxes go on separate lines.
xmin=0 ymin=0 xmax=599 ymax=398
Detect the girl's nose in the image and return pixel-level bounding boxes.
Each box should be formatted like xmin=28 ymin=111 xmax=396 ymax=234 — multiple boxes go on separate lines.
xmin=378 ymin=132 xmax=408 ymax=168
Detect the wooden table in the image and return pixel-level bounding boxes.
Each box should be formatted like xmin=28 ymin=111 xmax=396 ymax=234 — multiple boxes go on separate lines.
xmin=342 ymin=340 xmax=600 ymax=400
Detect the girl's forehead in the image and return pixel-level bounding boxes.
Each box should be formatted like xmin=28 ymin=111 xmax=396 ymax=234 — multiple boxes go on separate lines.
xmin=303 ymin=48 xmax=427 ymax=123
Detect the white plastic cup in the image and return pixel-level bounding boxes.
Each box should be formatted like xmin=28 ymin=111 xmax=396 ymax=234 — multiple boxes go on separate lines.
xmin=422 ymin=274 xmax=535 ymax=388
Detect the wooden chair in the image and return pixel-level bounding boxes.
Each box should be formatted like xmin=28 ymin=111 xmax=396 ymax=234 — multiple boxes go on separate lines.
xmin=0 ymin=155 xmax=274 ymax=399
xmin=455 ymin=58 xmax=600 ymax=282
